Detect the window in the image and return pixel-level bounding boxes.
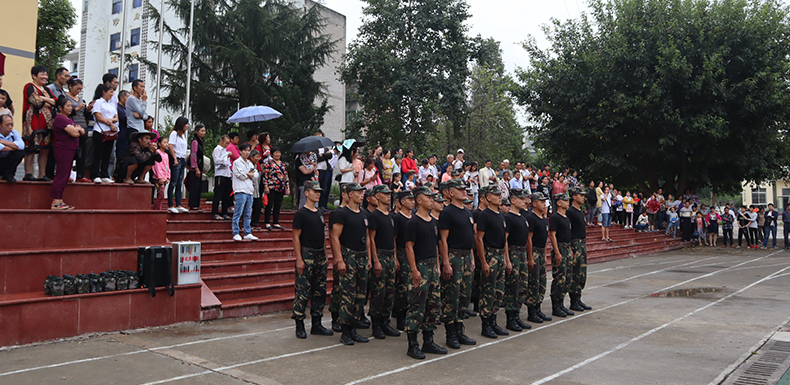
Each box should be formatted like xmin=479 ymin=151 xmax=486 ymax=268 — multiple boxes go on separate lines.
xmin=110 ymin=33 xmax=121 ymax=51
xmin=112 ymin=0 xmax=122 ymax=14
xmin=752 ymin=187 xmax=767 ymax=205
xmin=133 ymin=0 xmax=142 ymax=8
xmin=130 ymin=28 xmax=140 ymax=47
xmin=109 ymin=68 xmax=119 ymax=76
xmin=129 ymin=64 xmax=139 ymax=82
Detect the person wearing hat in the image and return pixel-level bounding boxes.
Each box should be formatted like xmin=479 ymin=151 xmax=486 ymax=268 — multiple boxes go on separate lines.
xmin=463 ymin=198 xmax=473 ymax=210
xmin=329 ymin=182 xmax=371 ymax=345
xmin=393 ymin=190 xmax=415 ymax=330
xmin=292 ymin=181 xmax=334 ymax=339
xmin=328 ymin=186 xmax=350 ymax=332
xmin=364 ymin=188 xmax=378 ymax=215
xmin=404 ymin=186 xmax=446 ymax=359
xmin=114 ymin=130 xmax=160 ymax=184
xmin=526 ymin=192 xmax=551 ymax=323
xmin=549 ymin=193 xmax=574 ymax=317
xmin=366 ymin=184 xmax=401 ymax=339
xmin=437 ymin=179 xmax=478 ymax=349
xmin=475 ymin=185 xmax=512 ymax=338
xmin=453 ymin=149 xmax=465 ymax=170
xmin=501 ymin=197 xmax=511 ymax=214
xmin=503 ymin=189 xmax=532 ymax=332
xmin=431 ymin=193 xmax=446 ymax=221
xmin=568 ymin=187 xmax=592 ymax=311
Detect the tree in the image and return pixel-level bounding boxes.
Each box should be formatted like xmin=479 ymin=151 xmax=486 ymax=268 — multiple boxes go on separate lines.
xmin=35 ymin=0 xmax=77 ymax=70
xmin=340 ymin=0 xmax=476 ymax=155
xmin=144 ymin=0 xmax=336 ymax=150
xmin=514 ymin=0 xmax=790 ymax=196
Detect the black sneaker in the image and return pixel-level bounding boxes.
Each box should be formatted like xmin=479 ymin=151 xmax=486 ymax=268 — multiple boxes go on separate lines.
xmin=23 ymin=173 xmax=35 ymax=181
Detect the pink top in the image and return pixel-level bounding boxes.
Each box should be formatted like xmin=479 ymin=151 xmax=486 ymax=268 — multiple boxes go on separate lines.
xmin=706 ymin=212 xmax=721 ymax=224
xmin=441 ymin=173 xmax=452 ymax=183
xmin=227 ymin=143 xmax=240 ymax=170
xmin=153 ymin=149 xmax=171 ymax=180
xmin=552 ymin=180 xmax=567 ymax=195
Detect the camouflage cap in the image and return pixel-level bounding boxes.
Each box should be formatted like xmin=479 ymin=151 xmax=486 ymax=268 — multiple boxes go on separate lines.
xmin=344 ymin=182 xmax=365 ymax=193
xmin=433 ymin=194 xmax=447 ymax=203
xmin=371 ymin=184 xmax=392 ymax=195
xmin=485 ymin=185 xmax=503 ymax=195
xmin=450 ymin=169 xmax=461 ymax=176
xmin=365 ymin=188 xmax=376 ymax=197
xmin=553 ymin=193 xmax=570 ymax=201
xmin=510 ymin=188 xmax=528 ymax=198
xmin=530 ymin=192 xmax=549 ymax=201
xmin=502 ymin=197 xmax=511 ymax=206
xmin=303 ymin=180 xmax=323 ymax=191
xmin=463 ymin=198 xmax=473 ymax=204
xmin=569 ymin=186 xmax=585 ymax=196
xmin=446 ymin=178 xmax=468 ymax=190
xmin=438 ymin=181 xmax=449 ymax=192
xmin=412 ymin=186 xmax=436 ymax=197
xmin=398 ymin=190 xmax=415 ymax=200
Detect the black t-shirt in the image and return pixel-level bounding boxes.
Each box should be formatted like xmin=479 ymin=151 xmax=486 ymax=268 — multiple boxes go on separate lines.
xmin=567 ymin=205 xmax=586 ymax=240
xmin=293 ymin=207 xmax=325 ymax=249
xmin=438 ymin=204 xmax=475 ymax=250
xmin=505 ymin=212 xmax=529 ymax=247
xmin=329 ymin=207 xmax=343 ymax=228
xmin=406 ymin=215 xmax=438 ymax=261
xmin=294 ymin=156 xmax=314 ymax=185
xmin=549 ymin=212 xmax=571 ymax=243
xmin=527 ymin=211 xmax=549 ymax=249
xmin=472 ymin=208 xmax=482 ymax=224
xmin=334 ymin=206 xmax=368 ymax=252
xmin=394 ymin=212 xmax=411 ymax=249
xmin=369 ymin=209 xmax=395 ymax=251
xmin=476 ymin=208 xmax=507 ymax=249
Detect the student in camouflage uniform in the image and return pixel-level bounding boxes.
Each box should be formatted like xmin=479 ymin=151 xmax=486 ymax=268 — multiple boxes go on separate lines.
xmin=474 ymin=185 xmax=512 ymax=338
xmin=526 ymin=192 xmax=551 ymax=323
xmin=568 ymin=187 xmax=592 ymax=311
xmin=366 ymin=184 xmax=401 ymax=339
xmin=292 ymin=181 xmax=334 ymax=338
xmin=328 ymin=188 xmax=349 ymax=332
xmin=549 ymin=193 xmax=575 ymax=317
xmin=405 ymin=186 xmax=447 ymax=359
xmin=503 ymin=188 xmax=532 ymax=332
xmin=329 ymin=182 xmax=371 ymax=345
xmin=470 ymin=186 xmax=490 ymax=316
xmin=393 ymin=191 xmax=415 ymax=330
xmin=438 ymin=179 xmax=478 ymax=349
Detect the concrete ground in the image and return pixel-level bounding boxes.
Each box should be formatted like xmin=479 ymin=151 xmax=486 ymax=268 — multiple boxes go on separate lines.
xmin=2 ymin=247 xmax=790 ymax=385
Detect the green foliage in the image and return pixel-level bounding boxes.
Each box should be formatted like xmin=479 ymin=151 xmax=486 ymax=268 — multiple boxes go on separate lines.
xmin=35 ymin=0 xmax=77 ymax=70
xmin=515 ymin=0 xmax=790 ymax=196
xmin=144 ymin=0 xmax=336 ymax=154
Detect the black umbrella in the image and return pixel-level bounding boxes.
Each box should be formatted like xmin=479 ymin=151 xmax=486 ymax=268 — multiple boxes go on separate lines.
xmin=289 ymin=135 xmax=335 ymax=153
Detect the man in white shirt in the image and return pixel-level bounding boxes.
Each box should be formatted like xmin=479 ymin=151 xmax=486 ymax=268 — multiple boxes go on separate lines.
xmin=479 ymin=159 xmax=497 ymax=188
xmin=0 ymin=115 xmax=24 ymax=182
xmin=212 ymin=135 xmax=232 ymax=219
xmin=427 ymin=154 xmax=439 ymax=179
xmin=453 ymin=149 xmax=465 ymax=170
xmin=232 ymin=143 xmax=259 ymax=241
xmin=418 ymin=159 xmax=432 ymax=184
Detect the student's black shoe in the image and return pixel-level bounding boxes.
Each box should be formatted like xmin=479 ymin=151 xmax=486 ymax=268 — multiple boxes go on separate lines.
xmin=380 ymin=317 xmax=401 ymax=337
xmin=371 ymin=318 xmax=386 ymax=340
xmin=339 ymin=324 xmax=355 ymax=346
xmin=421 ymin=331 xmax=448 ymax=355
xmin=527 ymin=306 xmax=544 ymax=323
xmin=455 ymin=322 xmax=477 ymax=345
xmin=480 ymin=316 xmax=497 ymax=339
xmin=491 ymin=314 xmax=510 ymax=336
xmin=350 ymin=327 xmax=369 ymax=343
xmin=444 ymin=323 xmax=460 ymax=349
xmin=505 ymin=311 xmax=522 ymax=332
xmin=295 ymin=319 xmax=307 ymax=339
xmin=406 ymin=332 xmax=425 ymax=359
xmin=311 ymin=316 xmax=333 ymax=336
xmin=537 ymin=304 xmax=552 ymax=321
xmin=569 ymin=294 xmax=585 ymax=312
xmin=514 ymin=311 xmax=531 ymax=329
xmin=552 ymin=298 xmax=567 ymax=317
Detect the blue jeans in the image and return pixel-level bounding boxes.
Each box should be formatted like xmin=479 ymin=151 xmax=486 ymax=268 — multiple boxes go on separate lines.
xmin=167 ymin=158 xmax=186 ymax=207
xmin=666 ymin=222 xmax=678 ymax=237
xmin=601 ymin=213 xmax=612 ymax=227
xmin=232 ymin=193 xmax=253 ymax=236
xmin=658 ymin=210 xmax=666 ymax=230
xmin=763 ymin=225 xmax=777 ymax=248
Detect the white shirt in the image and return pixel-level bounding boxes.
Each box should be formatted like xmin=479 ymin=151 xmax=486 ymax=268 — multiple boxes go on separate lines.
xmin=600 ymin=193 xmax=612 ymax=214
xmin=92 ymin=98 xmax=118 ymax=133
xmin=453 ymin=159 xmax=464 ymax=170
xmin=316 ymin=147 xmax=329 ymax=171
xmin=338 ymin=157 xmax=355 ymax=183
xmin=419 ymin=166 xmax=432 ymax=184
xmin=213 ymin=145 xmax=231 ymax=178
xmin=232 ymin=157 xmax=258 ymax=195
xmin=169 ymin=131 xmax=188 ymax=159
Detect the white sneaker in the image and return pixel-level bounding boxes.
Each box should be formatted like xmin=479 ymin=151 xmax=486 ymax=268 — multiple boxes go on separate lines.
xmin=243 ymin=234 xmax=259 ymax=241
xmin=176 ymin=207 xmax=189 ymax=213
xmin=233 ymin=234 xmax=242 ymax=241
xmin=168 ymin=207 xmax=179 ymax=214
xmin=93 ymin=177 xmax=102 ymax=184
xmin=101 ymin=178 xmax=114 ymax=184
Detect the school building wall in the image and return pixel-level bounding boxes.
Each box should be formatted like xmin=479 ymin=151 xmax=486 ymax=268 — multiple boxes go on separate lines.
xmin=0 ymin=0 xmax=39 ymax=134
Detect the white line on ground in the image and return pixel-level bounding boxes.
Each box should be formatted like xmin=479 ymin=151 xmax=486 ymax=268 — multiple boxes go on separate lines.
xmin=587 ymin=258 xmax=690 ymax=274
xmin=585 ymin=256 xmax=719 ymax=290
xmin=341 ymin=253 xmax=776 ymax=385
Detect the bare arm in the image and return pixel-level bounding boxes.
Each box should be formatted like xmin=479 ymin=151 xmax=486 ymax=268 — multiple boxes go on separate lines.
xmin=549 ymin=230 xmax=560 ymax=264
xmin=406 ymin=241 xmax=420 ymax=288
xmin=439 ymin=229 xmax=451 ymax=280
xmin=368 ymin=228 xmax=382 ymax=277
xmin=293 ymin=229 xmax=304 ymax=275
xmin=475 ymin=230 xmax=489 ymax=277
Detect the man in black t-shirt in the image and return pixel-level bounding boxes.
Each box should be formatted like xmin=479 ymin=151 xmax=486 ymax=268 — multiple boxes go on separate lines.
xmin=393 ymin=190 xmax=415 ymax=331
xmin=549 ymin=193 xmax=574 ymax=318
xmin=526 ymin=192 xmax=551 ymax=323
xmin=404 ymin=186 xmax=447 ymax=359
xmin=328 ymin=188 xmax=348 ymax=333
xmin=329 ymin=182 xmax=371 ymax=345
xmin=470 ymin=186 xmax=489 ymax=316
xmin=291 ymin=181 xmax=334 ymax=339
xmin=475 ymin=185 xmax=512 ymax=339
xmin=503 ymin=189 xmax=532 ymax=332
xmin=366 ymin=184 xmax=401 ymax=339
xmin=438 ymin=179 xmax=477 ymax=349
xmin=568 ymin=187 xmax=592 ymax=312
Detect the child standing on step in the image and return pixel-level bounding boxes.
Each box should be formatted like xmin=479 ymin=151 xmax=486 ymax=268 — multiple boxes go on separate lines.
xmin=695 ymin=212 xmax=705 ymax=245
xmin=152 ymin=137 xmax=170 ymax=210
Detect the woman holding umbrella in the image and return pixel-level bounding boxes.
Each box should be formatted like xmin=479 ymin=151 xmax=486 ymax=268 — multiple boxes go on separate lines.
xmin=289 ymin=135 xmax=335 ymax=208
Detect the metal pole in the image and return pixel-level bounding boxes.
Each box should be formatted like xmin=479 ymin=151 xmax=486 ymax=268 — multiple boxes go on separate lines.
xmin=185 ymin=0 xmax=195 ymax=121
xmin=154 ymin=0 xmax=165 ymax=132
xmin=119 ymin=0 xmax=129 ymax=90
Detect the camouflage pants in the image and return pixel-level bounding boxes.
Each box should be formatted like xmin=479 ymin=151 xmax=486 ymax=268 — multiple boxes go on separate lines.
xmin=550 ymin=242 xmax=572 ymax=299
xmin=478 ymin=247 xmax=505 ymax=317
xmin=368 ymin=249 xmax=397 ymax=318
xmin=405 ymin=258 xmax=441 ymax=333
xmin=441 ymin=248 xmax=473 ymax=323
xmin=392 ymin=249 xmax=412 ymax=314
xmin=329 ymin=258 xmax=341 ymax=315
xmin=292 ymin=247 xmax=328 ymax=320
xmin=338 ymin=246 xmax=369 ymax=325
xmin=504 ymin=246 xmax=528 ymax=312
xmin=458 ymin=250 xmax=474 ymax=313
xmin=526 ymin=248 xmax=547 ymax=306
xmin=471 ymin=259 xmax=481 ymax=308
xmin=569 ymin=239 xmax=588 ymax=295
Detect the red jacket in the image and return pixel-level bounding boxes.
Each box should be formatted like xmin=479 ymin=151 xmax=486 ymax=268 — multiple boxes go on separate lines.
xmin=401 ymin=157 xmax=418 ymax=175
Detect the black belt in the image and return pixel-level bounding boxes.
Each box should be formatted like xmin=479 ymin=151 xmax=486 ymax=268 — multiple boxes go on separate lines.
xmin=377 ymin=249 xmax=394 ymax=256
xmin=416 ymin=257 xmax=437 ymax=266
xmin=448 ymin=248 xmax=472 ymax=254
xmin=509 ymin=245 xmax=527 ymax=251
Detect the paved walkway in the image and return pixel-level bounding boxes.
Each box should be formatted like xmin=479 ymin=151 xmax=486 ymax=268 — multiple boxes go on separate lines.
xmin=2 ymin=247 xmax=790 ymax=385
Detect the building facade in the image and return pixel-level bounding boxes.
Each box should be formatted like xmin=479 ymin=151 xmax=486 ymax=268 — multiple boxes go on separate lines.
xmin=742 ymin=181 xmax=790 ymax=209
xmin=78 ymin=0 xmax=346 ymax=140
xmin=0 ymin=0 xmax=39 ymax=133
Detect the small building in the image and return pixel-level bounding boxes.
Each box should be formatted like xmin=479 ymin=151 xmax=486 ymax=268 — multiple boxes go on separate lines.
xmin=0 ymin=1 xmax=39 ymax=133
xmin=741 ymin=181 xmax=790 ymax=209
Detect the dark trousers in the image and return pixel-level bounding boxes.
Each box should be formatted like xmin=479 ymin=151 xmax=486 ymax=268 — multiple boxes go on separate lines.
xmin=91 ymin=135 xmax=114 ymax=179
xmin=738 ymin=227 xmax=752 ymax=246
xmin=251 ymin=196 xmax=262 ymax=226
xmin=187 ymin=170 xmax=202 ymax=209
xmin=749 ymin=228 xmax=760 ymax=246
xmin=75 ymin=134 xmax=88 ymax=179
xmin=318 ymin=169 xmax=332 ymax=209
xmin=784 ymin=225 xmax=790 ymax=248
xmin=658 ymin=210 xmax=666 ymax=230
xmin=45 ymin=145 xmax=56 ymax=179
xmin=0 ymin=149 xmax=24 ymax=179
xmin=212 ymin=176 xmax=232 ymax=216
xmin=168 ymin=158 xmax=186 ymax=207
xmin=50 ymin=147 xmax=76 ymax=199
xmin=680 ymin=217 xmax=693 ymax=241
xmin=722 ymin=228 xmax=733 ymax=246
xmin=264 ymin=190 xmax=285 ymax=224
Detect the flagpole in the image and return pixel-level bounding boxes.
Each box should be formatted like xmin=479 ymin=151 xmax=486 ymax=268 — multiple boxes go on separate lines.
xmin=185 ymin=0 xmax=195 ymax=122
xmin=154 ymin=0 xmax=165 ymax=132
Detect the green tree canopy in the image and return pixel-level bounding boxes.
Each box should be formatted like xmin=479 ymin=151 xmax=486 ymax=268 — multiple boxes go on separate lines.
xmin=36 ymin=0 xmax=77 ymax=70
xmin=515 ymin=0 xmax=790 ymax=196
xmin=145 ymin=0 xmax=336 ymax=150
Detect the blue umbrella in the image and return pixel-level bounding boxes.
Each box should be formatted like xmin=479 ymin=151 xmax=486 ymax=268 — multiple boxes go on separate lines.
xmin=226 ymin=105 xmax=282 ymax=123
